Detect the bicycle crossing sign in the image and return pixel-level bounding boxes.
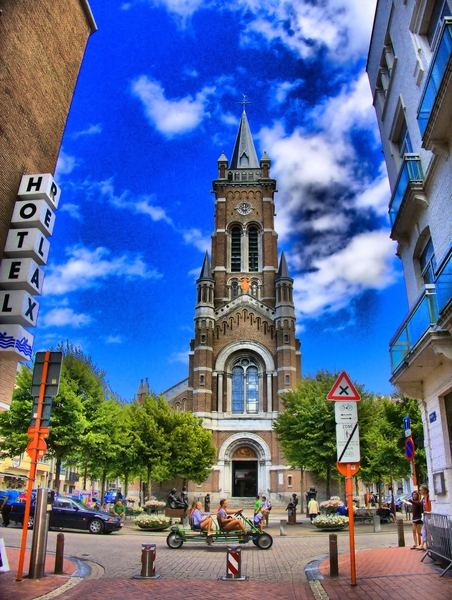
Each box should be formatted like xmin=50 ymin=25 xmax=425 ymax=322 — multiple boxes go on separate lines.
xmin=327 ymin=371 xmax=361 ymax=401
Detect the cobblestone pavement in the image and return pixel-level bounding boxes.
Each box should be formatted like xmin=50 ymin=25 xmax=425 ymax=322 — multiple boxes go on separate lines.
xmin=1 ymin=513 xmax=450 ymax=599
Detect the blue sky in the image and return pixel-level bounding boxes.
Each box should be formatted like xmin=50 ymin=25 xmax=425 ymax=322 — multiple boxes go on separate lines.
xmin=33 ymin=0 xmax=408 ymax=401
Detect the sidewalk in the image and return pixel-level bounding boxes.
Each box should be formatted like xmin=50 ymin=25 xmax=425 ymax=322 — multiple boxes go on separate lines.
xmin=1 ymin=516 xmax=451 ymax=600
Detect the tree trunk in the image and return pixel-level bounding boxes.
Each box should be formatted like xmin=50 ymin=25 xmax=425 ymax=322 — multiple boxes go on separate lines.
xmin=101 ymin=470 xmax=107 ymax=503
xmin=146 ymin=464 xmax=152 ymax=500
xmin=300 ymin=467 xmax=305 ymax=514
xmin=54 ymin=456 xmax=62 ymax=493
xmin=123 ymin=473 xmax=129 ymax=498
xmin=326 ymin=465 xmax=331 ymax=499
xmin=83 ymin=459 xmax=88 ymax=490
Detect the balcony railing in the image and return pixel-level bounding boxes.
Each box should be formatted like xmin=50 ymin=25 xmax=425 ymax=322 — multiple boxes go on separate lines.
xmin=388 ymin=154 xmax=424 ymax=227
xmin=390 ymin=285 xmax=438 ymax=372
xmin=418 ymin=20 xmax=452 ymax=136
xmin=436 ymin=248 xmax=452 ymax=314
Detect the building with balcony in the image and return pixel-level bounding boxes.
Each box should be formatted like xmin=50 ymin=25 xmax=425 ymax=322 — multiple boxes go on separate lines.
xmin=368 ymin=0 xmax=452 ymax=515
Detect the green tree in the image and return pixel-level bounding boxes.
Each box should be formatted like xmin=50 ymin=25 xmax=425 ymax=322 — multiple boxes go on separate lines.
xmin=129 ymin=393 xmax=174 ymax=499
xmin=273 ymin=370 xmax=376 ymax=498
xmin=360 ymin=394 xmax=426 ymax=496
xmin=0 ymin=362 xmax=87 ymax=489
xmin=168 ymin=411 xmax=216 ymax=485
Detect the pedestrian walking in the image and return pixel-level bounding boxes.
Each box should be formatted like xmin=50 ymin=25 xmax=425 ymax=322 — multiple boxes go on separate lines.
xmin=1 ymin=483 xmax=20 ymax=527
xmin=308 ymin=497 xmax=320 ymax=522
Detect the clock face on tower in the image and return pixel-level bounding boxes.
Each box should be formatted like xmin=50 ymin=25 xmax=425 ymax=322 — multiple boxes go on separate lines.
xmin=236 ymin=202 xmax=253 ymax=215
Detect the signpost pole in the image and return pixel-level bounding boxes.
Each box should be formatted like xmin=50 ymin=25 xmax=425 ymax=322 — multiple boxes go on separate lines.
xmin=346 ymin=463 xmax=357 ymax=586
xmin=16 ymin=350 xmax=50 ymax=581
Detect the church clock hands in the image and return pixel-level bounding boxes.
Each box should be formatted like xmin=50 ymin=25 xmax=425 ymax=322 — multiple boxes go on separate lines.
xmin=236 ymin=202 xmax=253 ymax=215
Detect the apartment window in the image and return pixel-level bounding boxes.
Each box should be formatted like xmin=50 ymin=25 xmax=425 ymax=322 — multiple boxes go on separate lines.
xmin=248 ymin=227 xmax=259 ymax=272
xmin=231 ymin=227 xmax=241 ymax=272
xmin=376 ymin=32 xmax=396 ymax=99
xmin=285 ymin=374 xmax=290 ymax=386
xmin=427 ymin=0 xmax=451 ymax=46
xmin=397 ymin=119 xmax=414 ymax=156
xmin=232 ymin=358 xmax=259 ymax=414
xmin=288 ymin=475 xmax=293 ymax=487
xmin=420 ymin=238 xmax=437 ymax=284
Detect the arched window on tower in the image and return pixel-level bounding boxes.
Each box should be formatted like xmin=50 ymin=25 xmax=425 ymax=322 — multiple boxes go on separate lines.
xmin=231 ymin=279 xmax=239 ymax=298
xmin=231 ymin=358 xmax=259 ymax=414
xmin=249 ymin=227 xmax=259 ymax=272
xmin=231 ymin=227 xmax=241 ymax=272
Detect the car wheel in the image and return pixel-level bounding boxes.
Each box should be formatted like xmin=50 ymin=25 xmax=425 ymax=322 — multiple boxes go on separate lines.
xmin=166 ymin=531 xmax=184 ymax=548
xmin=27 ymin=515 xmax=34 ymax=529
xmin=89 ymin=518 xmax=104 ymax=534
xmin=255 ymin=532 xmax=273 ymax=550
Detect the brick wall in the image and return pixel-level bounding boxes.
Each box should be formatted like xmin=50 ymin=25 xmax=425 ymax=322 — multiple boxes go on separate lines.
xmin=0 ymin=1 xmax=95 ymax=407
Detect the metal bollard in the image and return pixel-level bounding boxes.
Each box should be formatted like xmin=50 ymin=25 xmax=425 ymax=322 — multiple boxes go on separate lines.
xmin=373 ymin=514 xmax=381 ymax=533
xmin=329 ymin=534 xmax=339 ymax=577
xmin=182 ymin=514 xmax=189 ymax=529
xmin=397 ymin=515 xmax=405 ymax=547
xmin=280 ymin=519 xmax=287 ymax=536
xmin=54 ymin=533 xmax=64 ymax=575
xmin=133 ymin=543 xmax=160 ymax=579
xmin=220 ymin=545 xmax=246 ymax=581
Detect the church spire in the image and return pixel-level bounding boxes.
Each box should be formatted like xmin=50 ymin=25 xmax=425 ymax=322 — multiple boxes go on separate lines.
xmin=230 ymin=109 xmax=259 ymax=169
xmin=197 ymin=251 xmax=213 ymax=281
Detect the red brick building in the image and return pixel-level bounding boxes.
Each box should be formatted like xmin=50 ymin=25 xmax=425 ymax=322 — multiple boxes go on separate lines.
xmin=0 ymin=1 xmax=96 ymax=409
xmin=163 ymin=110 xmax=303 ymax=503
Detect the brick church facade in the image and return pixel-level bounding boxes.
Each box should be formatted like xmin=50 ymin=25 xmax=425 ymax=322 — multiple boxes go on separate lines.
xmin=154 ymin=110 xmax=304 ymax=503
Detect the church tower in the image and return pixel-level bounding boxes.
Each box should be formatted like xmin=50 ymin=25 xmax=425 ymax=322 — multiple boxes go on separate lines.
xmin=183 ymin=109 xmax=302 ymax=500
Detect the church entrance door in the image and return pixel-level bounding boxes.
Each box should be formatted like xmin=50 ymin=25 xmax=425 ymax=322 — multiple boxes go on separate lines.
xmin=232 ymin=460 xmax=257 ymax=497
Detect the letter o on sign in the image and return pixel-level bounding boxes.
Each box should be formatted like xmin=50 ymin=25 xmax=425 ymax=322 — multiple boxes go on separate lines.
xmin=19 ymin=203 xmax=37 ymax=219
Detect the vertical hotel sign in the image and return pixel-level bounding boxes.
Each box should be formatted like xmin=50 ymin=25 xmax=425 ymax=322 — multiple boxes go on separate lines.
xmin=0 ymin=174 xmax=60 ymax=360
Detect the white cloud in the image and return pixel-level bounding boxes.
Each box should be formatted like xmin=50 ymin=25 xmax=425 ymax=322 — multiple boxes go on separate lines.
xmin=106 ymin=335 xmax=123 ymax=344
xmin=60 ymin=203 xmax=83 ymax=221
xmin=169 ymin=351 xmax=190 ymax=364
xmin=293 ymin=231 xmax=398 ymax=317
xmin=355 ymin=163 xmax=391 ymax=216
xmin=94 ymin=178 xmax=173 ymax=225
xmin=41 ymin=307 xmax=92 ymax=328
xmin=131 ymin=76 xmax=215 ymax=137
xmin=183 ymin=228 xmax=210 ymax=253
xmin=73 ymin=123 xmax=102 ymax=138
xmin=43 ymin=245 xmax=162 ymax=296
xmin=273 ymin=79 xmax=304 ymax=105
xmin=55 ymin=149 xmax=77 ymax=177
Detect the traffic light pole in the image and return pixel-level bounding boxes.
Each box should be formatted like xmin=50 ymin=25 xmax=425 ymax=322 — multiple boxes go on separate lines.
xmin=16 ymin=351 xmax=50 ymax=582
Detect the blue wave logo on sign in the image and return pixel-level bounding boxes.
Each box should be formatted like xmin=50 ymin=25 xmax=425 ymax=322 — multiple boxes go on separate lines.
xmin=16 ymin=336 xmax=33 ymax=358
xmin=0 ymin=331 xmax=15 ymax=349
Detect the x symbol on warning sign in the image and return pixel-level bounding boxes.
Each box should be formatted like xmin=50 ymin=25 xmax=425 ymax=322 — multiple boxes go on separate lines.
xmin=327 ymin=371 xmax=361 ymax=401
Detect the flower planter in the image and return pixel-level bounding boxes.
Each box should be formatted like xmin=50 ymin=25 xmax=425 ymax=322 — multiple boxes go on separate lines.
xmin=135 ymin=515 xmax=171 ymax=531
xmin=313 ymin=515 xmax=349 ymax=531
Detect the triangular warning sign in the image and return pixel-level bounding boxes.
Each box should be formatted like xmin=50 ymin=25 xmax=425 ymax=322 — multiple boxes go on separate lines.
xmin=327 ymin=371 xmax=361 ymax=401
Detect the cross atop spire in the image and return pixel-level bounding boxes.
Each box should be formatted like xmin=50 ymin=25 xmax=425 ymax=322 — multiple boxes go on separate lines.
xmin=237 ymin=94 xmax=251 ymax=111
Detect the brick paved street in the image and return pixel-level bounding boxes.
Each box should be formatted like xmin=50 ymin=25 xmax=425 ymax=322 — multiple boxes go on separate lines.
xmin=1 ymin=514 xmax=451 ymax=599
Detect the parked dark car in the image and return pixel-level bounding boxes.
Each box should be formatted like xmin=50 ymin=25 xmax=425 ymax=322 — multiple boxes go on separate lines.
xmin=9 ymin=497 xmax=123 ymax=534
